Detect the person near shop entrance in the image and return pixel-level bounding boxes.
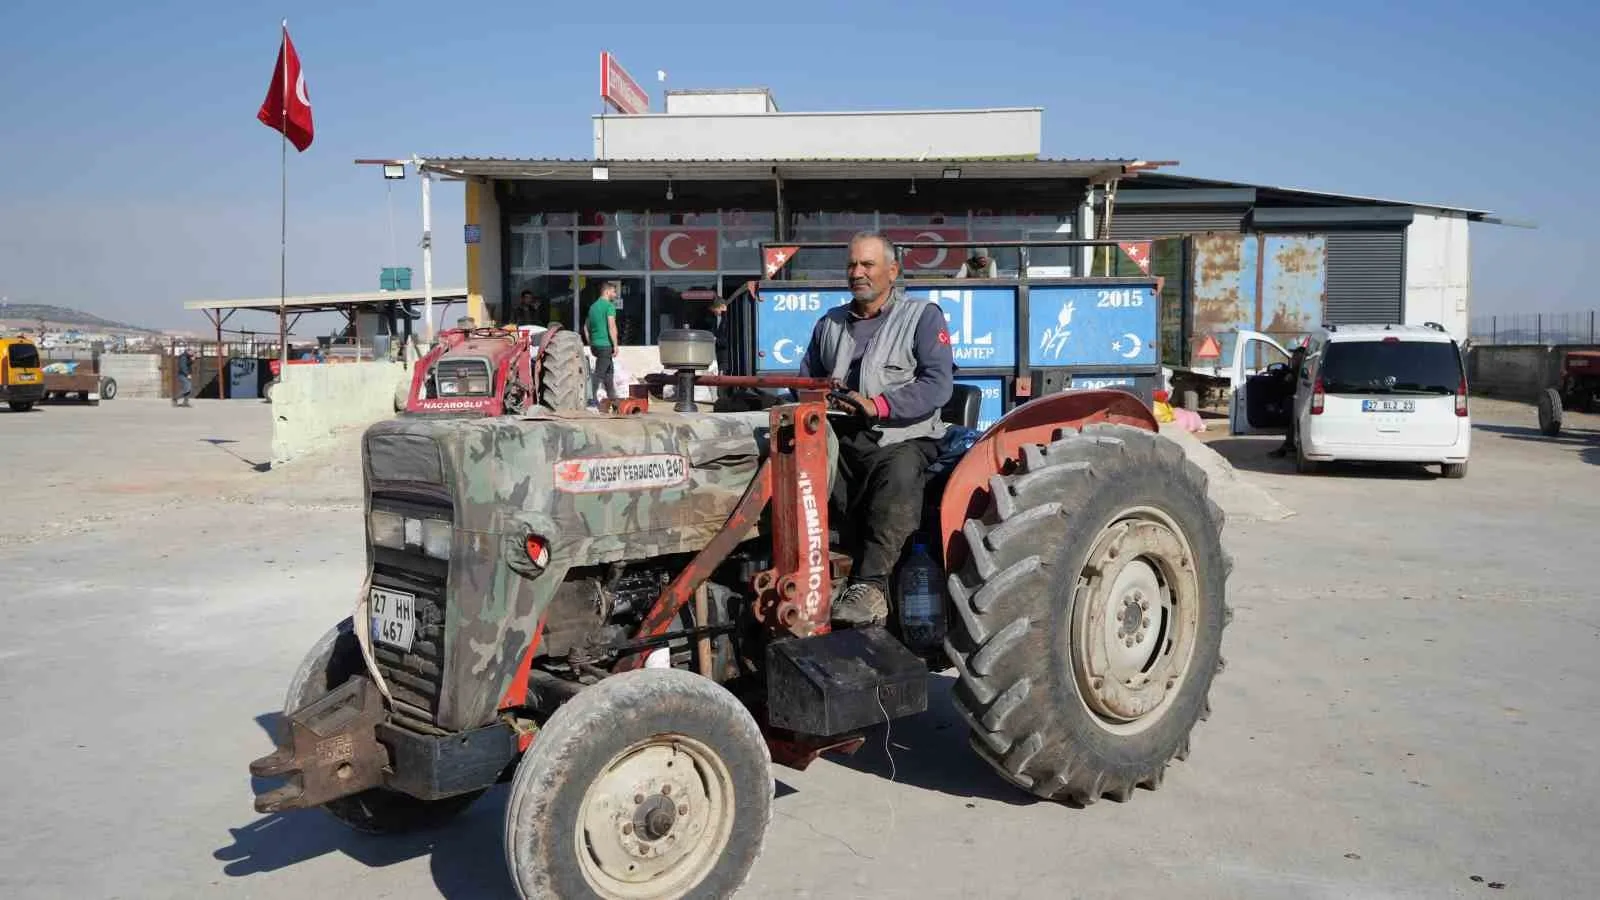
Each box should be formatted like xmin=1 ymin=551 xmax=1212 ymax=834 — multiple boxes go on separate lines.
xmin=511 ymin=290 xmax=547 ymax=327
xmin=583 ymin=280 xmax=621 ymax=407
xmin=798 ymin=231 xmax=954 ymax=626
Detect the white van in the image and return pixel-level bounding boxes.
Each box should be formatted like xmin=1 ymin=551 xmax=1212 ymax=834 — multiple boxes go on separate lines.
xmin=1230 ymin=324 xmax=1471 ymax=478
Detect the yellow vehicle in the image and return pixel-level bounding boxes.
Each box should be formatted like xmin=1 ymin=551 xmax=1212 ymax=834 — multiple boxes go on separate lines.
xmin=0 ymin=336 xmax=46 ymax=412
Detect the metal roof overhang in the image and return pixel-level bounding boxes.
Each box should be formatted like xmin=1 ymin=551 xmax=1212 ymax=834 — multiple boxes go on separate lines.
xmin=415 ymin=157 xmax=1168 ymax=184
xmin=184 ymin=287 xmax=469 ymax=315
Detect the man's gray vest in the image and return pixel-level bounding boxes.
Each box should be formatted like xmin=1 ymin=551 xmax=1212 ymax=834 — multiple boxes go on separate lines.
xmin=814 ymin=287 xmax=948 ymax=446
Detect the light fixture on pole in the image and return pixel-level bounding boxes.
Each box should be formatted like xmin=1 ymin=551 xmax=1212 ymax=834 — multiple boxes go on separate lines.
xmin=382 ymin=163 xmax=406 ymax=180
xmin=942 ymin=167 xmax=962 ymax=179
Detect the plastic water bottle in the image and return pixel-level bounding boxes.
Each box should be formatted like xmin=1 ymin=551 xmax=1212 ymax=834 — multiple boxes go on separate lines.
xmin=897 ymin=539 xmax=945 ymax=651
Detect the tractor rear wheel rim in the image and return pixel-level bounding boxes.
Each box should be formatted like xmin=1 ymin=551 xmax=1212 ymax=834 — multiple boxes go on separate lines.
xmin=1070 ymin=507 xmax=1202 ymax=735
xmin=577 ymin=734 xmax=733 ymax=899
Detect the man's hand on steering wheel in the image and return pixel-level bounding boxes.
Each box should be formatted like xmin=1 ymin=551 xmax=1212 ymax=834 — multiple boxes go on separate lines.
xmin=828 ymin=387 xmax=879 ymax=419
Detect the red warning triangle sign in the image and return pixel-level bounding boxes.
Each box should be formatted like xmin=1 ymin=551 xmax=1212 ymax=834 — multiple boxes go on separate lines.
xmin=1195 ymin=334 xmax=1222 ymax=359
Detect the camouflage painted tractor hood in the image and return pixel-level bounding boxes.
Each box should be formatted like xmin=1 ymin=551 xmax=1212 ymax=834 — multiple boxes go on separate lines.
xmin=362 ymin=408 xmax=837 ymax=731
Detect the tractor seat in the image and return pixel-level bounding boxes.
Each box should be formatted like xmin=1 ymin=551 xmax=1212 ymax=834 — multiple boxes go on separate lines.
xmin=941 ymin=383 xmax=982 ymax=429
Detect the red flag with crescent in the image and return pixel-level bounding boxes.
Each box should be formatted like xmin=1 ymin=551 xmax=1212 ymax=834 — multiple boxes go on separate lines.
xmin=258 ymin=24 xmax=314 ymax=152
xmin=651 ymin=229 xmax=718 ymax=271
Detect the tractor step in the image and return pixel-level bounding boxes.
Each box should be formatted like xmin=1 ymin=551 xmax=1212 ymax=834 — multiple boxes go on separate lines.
xmin=765 ymin=626 xmax=928 ymax=737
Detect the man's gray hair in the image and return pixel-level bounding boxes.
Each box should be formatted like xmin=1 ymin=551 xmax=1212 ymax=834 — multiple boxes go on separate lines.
xmin=848 ymin=230 xmax=899 ymax=263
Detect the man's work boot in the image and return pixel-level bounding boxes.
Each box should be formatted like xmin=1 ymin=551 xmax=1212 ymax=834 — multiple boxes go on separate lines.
xmin=831 ymin=581 xmax=889 ymax=627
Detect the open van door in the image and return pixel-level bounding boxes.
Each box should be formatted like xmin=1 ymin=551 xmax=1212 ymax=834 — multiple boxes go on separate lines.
xmin=1230 ymin=330 xmax=1294 ymax=435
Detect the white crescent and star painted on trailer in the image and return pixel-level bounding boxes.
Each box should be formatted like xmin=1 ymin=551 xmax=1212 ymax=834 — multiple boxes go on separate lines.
xmin=771 ymin=338 xmax=799 ymax=365
xmin=659 ymin=233 xmax=690 ymax=269
xmin=1118 ymin=333 xmax=1144 ymax=359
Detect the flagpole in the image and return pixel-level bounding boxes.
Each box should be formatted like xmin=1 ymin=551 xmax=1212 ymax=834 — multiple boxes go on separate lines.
xmin=278 ymin=19 xmax=288 ymax=371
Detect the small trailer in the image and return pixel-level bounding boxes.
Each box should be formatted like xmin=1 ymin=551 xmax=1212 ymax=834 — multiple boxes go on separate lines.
xmin=40 ymin=358 xmax=116 ymax=404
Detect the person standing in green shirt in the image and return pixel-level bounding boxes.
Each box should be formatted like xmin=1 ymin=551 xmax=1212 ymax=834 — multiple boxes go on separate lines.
xmin=583 ymin=280 xmax=621 ymax=407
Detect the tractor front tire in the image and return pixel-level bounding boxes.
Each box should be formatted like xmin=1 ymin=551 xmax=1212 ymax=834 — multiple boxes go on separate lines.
xmin=1537 ymin=387 xmax=1563 ymax=437
xmin=946 ymin=422 xmax=1229 ymax=806
xmin=504 ymin=667 xmax=771 ymax=900
xmin=538 ymin=329 xmax=590 ymax=412
xmin=283 ymin=618 xmax=483 ymax=834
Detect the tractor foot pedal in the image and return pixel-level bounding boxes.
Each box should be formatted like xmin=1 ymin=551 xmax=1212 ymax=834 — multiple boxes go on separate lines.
xmin=765 ymin=626 xmax=927 ymax=737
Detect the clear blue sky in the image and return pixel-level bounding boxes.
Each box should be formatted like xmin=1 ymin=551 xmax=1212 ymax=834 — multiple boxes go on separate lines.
xmin=1 ymin=0 xmax=1594 ymax=332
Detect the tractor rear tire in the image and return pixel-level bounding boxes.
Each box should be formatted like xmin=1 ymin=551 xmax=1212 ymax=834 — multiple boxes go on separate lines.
xmin=945 ymin=422 xmax=1229 ymax=806
xmin=1537 ymin=387 xmax=1563 ymax=437
xmin=538 ymin=329 xmax=590 ymax=412
xmin=8 ymin=401 xmax=33 ymax=412
xmin=100 ymin=377 xmax=117 ymax=400
xmin=283 ymin=618 xmax=484 ymax=834
xmin=504 ymin=668 xmax=771 ymax=900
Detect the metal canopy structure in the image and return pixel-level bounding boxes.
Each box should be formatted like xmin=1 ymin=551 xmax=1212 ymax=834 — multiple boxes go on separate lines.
xmin=414 ymin=156 xmax=1174 ymax=184
xmin=183 ymin=287 xmax=470 ymax=395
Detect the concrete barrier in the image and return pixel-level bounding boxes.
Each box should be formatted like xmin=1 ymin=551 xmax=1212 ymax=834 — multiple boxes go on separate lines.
xmin=100 ymin=353 xmax=164 ymax=399
xmin=1467 ymin=344 xmax=1599 ymax=400
xmin=270 ymin=361 xmax=409 ymax=465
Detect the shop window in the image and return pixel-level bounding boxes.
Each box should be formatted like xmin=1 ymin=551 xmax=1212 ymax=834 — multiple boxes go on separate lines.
xmin=579 ymin=276 xmax=646 ymax=345
xmin=648 ymin=210 xmax=719 ymax=227
xmin=652 ymin=275 xmax=721 ymax=337
xmin=719 ymin=229 xmax=767 ymax=272
xmin=548 ymin=229 xmax=577 ymax=270
xmin=508 ymin=225 xmax=544 ymax=270
xmin=505 ymin=274 xmax=575 ymax=328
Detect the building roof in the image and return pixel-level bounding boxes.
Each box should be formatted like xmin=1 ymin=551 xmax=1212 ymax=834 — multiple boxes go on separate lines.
xmin=184 ymin=287 xmax=469 ymax=315
xmin=415 ymin=156 xmax=1172 ymax=184
xmin=1126 ymin=173 xmax=1507 ymax=222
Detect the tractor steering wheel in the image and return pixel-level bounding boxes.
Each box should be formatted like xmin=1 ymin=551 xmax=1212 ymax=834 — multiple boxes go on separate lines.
xmin=827 ymin=389 xmax=872 ymax=419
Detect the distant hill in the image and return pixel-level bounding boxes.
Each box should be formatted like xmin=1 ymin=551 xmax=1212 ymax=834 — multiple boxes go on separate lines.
xmin=0 ymin=303 xmax=163 ymax=335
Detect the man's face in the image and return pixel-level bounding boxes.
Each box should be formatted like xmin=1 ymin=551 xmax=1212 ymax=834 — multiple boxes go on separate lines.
xmin=846 ymin=237 xmax=898 ymax=303
xmin=520 ymin=293 xmax=534 ymax=305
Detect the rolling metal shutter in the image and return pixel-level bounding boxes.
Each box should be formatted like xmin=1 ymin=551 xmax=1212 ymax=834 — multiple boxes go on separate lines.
xmin=1107 ymin=207 xmax=1246 ymax=239
xmin=1324 ymin=231 xmax=1404 ymax=324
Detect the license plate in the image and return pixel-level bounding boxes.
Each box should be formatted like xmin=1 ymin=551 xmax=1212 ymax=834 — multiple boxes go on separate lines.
xmin=1362 ymin=399 xmax=1415 ymax=413
xmin=370 ymin=587 xmax=416 ymax=652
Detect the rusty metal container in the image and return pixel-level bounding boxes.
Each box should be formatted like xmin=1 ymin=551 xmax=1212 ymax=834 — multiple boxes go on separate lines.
xmin=1151 ymin=232 xmax=1327 ymax=368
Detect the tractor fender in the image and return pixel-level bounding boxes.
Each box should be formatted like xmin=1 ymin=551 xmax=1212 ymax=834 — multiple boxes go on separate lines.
xmin=937 ymin=389 xmax=1159 ymax=570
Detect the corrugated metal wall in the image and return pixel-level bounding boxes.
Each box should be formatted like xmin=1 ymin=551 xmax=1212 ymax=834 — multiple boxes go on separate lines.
xmin=1324 ymin=231 xmax=1405 ymax=324
xmin=1108 ymin=207 xmax=1246 ymax=239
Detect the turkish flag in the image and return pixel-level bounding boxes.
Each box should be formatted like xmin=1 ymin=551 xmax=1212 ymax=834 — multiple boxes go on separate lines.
xmin=884 ymin=228 xmax=967 ymax=271
xmin=258 ymin=25 xmax=314 ymax=152
xmin=652 ymin=229 xmax=718 ymax=271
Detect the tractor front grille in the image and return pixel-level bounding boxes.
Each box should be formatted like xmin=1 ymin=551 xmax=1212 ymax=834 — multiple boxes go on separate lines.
xmin=371 ymin=553 xmax=449 ymax=735
xmin=433 ymin=358 xmax=492 ymax=397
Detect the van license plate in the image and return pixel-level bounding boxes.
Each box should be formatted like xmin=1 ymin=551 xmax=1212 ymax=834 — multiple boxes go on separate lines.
xmin=370 ymin=588 xmax=416 ymax=652
xmin=1362 ymin=399 xmax=1415 ymax=413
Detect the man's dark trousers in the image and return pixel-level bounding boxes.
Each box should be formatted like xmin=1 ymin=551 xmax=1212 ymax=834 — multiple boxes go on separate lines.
xmin=591 ymin=347 xmax=617 ymax=402
xmin=829 ymin=420 xmax=940 ymax=590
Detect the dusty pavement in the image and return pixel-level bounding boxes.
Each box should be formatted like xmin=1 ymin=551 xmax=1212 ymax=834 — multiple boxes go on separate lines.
xmin=1 ymin=397 xmax=1597 ymax=899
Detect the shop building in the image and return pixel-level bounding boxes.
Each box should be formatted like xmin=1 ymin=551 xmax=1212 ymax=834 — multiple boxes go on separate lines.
xmin=415 ymin=85 xmax=1500 ymax=346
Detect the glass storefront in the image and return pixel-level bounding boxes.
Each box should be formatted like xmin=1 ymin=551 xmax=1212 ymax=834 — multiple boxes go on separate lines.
xmin=502 ymin=206 xmax=1076 ymax=344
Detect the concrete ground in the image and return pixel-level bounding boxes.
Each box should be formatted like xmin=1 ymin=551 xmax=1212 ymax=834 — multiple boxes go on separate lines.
xmin=2 ymin=397 xmax=1597 ymax=898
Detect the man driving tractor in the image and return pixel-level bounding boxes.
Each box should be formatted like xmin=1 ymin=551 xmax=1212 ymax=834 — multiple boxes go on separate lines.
xmin=798 ymin=231 xmax=955 ymax=627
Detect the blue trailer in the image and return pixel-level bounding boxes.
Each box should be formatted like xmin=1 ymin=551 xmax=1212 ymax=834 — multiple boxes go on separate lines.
xmin=740 ymin=240 xmax=1164 ymax=426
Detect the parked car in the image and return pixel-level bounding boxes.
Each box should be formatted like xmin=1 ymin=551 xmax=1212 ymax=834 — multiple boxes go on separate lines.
xmin=1230 ymin=323 xmax=1471 ymax=479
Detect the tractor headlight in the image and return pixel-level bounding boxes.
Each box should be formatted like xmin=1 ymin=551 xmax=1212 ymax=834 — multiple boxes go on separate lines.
xmin=369 ymin=510 xmax=453 ymax=559
xmin=370 ymin=510 xmax=405 ymax=549
xmin=420 ymin=519 xmax=453 ymax=559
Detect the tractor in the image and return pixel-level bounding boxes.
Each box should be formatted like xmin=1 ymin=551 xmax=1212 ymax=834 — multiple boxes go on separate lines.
xmin=1538 ymin=349 xmax=1600 ymax=437
xmin=400 ymin=322 xmax=590 ymax=416
xmin=249 ymin=321 xmax=1232 ymax=898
